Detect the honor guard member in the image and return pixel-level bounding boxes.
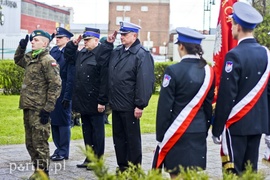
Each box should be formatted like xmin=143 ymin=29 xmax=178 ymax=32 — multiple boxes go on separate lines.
xmin=152 ymin=27 xmax=215 ymax=179
xmin=212 ymin=2 xmax=270 ymax=175
xmin=14 ymin=30 xmax=61 ymax=179
xmin=108 ymin=21 xmax=155 ymax=173
xmin=50 ymin=27 xmax=75 ymax=161
xmin=64 ymin=27 xmax=116 ymax=169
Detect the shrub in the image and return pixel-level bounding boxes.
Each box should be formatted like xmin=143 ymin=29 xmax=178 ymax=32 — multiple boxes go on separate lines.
xmin=154 ymin=62 xmax=176 ymax=92
xmin=83 ymin=145 xmax=266 ymax=180
xmin=0 ymin=60 xmax=175 ymax=95
xmin=0 ymin=60 xmax=24 ymax=95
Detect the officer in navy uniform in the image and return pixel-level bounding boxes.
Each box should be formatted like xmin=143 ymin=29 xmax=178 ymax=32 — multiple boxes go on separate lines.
xmin=108 ymin=21 xmax=155 ymax=172
xmin=64 ymin=27 xmax=116 ymax=169
xmin=212 ymin=2 xmax=270 ymax=175
xmin=50 ymin=27 xmax=75 ymax=161
xmin=152 ymin=27 xmax=215 ymax=178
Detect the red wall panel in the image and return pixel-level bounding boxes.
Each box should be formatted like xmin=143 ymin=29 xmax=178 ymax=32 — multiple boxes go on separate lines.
xmin=21 ymin=14 xmax=56 ymax=33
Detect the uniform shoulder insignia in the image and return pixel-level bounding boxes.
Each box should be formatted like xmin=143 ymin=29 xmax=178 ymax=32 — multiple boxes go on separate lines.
xmin=162 ymin=74 xmax=171 ymax=87
xmin=225 ymin=61 xmax=233 ymax=73
xmin=51 ymin=62 xmax=57 ymax=66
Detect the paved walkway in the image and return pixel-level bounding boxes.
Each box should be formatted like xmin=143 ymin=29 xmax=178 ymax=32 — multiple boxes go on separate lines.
xmin=0 ymin=132 xmax=270 ymax=180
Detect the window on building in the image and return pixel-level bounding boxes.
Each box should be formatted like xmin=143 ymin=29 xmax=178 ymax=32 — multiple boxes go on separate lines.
xmin=124 ymin=17 xmax=130 ymax=22
xmin=21 ymin=2 xmax=70 ymax=24
xmin=116 ymin=17 xmax=123 ymax=25
xmin=116 ymin=17 xmax=130 ymax=25
xmin=124 ymin=6 xmax=131 ymax=11
xmin=141 ymin=6 xmax=148 ymax=12
xmin=116 ymin=5 xmax=123 ymax=11
xmin=116 ymin=5 xmax=131 ymax=11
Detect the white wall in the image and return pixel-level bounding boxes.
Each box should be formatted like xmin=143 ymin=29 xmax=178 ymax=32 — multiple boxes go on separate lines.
xmin=0 ymin=1 xmax=21 ymax=34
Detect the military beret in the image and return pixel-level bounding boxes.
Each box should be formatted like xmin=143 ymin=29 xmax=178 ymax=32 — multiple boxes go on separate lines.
xmin=83 ymin=27 xmax=100 ymax=39
xmin=99 ymin=36 xmax=107 ymax=43
xmin=232 ymin=2 xmax=263 ymax=29
xmin=118 ymin=21 xmax=141 ymax=34
xmin=55 ymin=27 xmax=73 ymax=39
xmin=175 ymin=27 xmax=205 ymax=45
xmin=30 ymin=30 xmax=52 ymax=41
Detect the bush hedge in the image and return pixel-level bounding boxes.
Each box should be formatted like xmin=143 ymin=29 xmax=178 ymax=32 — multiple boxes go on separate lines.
xmin=0 ymin=59 xmax=175 ymax=95
xmin=0 ymin=60 xmax=24 ymax=95
xmin=83 ymin=145 xmax=266 ymax=180
xmin=154 ymin=61 xmax=176 ymax=92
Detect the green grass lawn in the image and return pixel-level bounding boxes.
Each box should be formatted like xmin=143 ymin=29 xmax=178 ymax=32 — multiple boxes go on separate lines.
xmin=0 ymin=94 xmax=158 ymax=145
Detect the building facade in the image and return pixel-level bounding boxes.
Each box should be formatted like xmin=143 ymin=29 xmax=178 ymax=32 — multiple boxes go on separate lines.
xmin=108 ymin=0 xmax=170 ymax=52
xmin=21 ymin=0 xmax=71 ymax=33
xmin=0 ymin=0 xmax=72 ymax=59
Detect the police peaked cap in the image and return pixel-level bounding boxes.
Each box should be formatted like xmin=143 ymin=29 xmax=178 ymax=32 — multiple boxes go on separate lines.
xmin=118 ymin=21 xmax=141 ymax=34
xmin=232 ymin=2 xmax=263 ymax=29
xmin=55 ymin=27 xmax=73 ymax=39
xmin=83 ymin=27 xmax=100 ymax=39
xmin=175 ymin=27 xmax=205 ymax=45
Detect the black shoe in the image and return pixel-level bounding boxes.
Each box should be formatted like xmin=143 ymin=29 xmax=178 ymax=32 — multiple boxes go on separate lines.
xmin=76 ymin=161 xmax=89 ymax=168
xmin=51 ymin=155 xmax=65 ymax=161
xmin=50 ymin=154 xmax=57 ymax=159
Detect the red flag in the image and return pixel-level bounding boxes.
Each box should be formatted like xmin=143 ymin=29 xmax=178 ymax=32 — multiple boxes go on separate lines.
xmin=213 ymin=0 xmax=238 ymax=102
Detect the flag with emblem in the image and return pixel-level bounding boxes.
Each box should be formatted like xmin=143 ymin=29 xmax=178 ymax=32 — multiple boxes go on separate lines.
xmin=51 ymin=62 xmax=57 ymax=66
xmin=213 ymin=0 xmax=238 ymax=102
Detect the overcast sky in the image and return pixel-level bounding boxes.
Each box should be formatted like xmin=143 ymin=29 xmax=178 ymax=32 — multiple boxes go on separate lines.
xmin=37 ymin=0 xmax=221 ymax=30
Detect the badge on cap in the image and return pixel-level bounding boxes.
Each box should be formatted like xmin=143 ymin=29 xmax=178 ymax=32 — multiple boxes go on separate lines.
xmin=225 ymin=61 xmax=233 ymax=73
xmin=162 ymin=74 xmax=171 ymax=87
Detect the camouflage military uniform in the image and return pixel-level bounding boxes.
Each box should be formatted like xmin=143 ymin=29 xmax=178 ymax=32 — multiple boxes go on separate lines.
xmin=14 ymin=46 xmax=61 ymax=170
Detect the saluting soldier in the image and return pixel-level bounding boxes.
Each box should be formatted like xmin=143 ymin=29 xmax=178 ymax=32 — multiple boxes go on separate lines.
xmin=152 ymin=27 xmax=215 ymax=179
xmin=14 ymin=30 xmax=61 ymax=179
xmin=212 ymin=2 xmax=270 ymax=175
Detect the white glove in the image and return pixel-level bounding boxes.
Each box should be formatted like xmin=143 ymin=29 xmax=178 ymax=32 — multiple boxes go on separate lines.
xmin=212 ymin=135 xmax=222 ymax=144
xmin=265 ymin=135 xmax=270 ymax=148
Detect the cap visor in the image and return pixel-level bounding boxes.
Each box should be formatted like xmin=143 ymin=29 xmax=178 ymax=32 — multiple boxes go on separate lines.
xmin=174 ymin=39 xmax=180 ymax=44
xmin=55 ymin=34 xmax=66 ymax=38
xmin=83 ymin=36 xmax=94 ymax=40
xmin=118 ymin=31 xmax=130 ymax=34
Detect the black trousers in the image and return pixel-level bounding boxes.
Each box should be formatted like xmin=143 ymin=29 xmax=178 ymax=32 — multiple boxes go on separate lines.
xmin=112 ymin=111 xmax=142 ymax=169
xmin=81 ymin=114 xmax=105 ymax=158
xmin=228 ymin=134 xmax=262 ymax=174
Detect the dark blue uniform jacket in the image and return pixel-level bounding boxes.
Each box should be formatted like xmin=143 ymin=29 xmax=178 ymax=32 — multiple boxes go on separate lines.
xmin=108 ymin=39 xmax=155 ymax=111
xmin=50 ymin=46 xmax=75 ymax=126
xmin=156 ymin=58 xmax=215 ymax=142
xmin=212 ymin=38 xmax=270 ymax=137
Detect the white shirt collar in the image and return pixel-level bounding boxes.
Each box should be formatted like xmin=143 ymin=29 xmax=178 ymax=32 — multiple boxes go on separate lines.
xmin=238 ymin=36 xmax=254 ymax=45
xmin=181 ymin=54 xmax=200 ymax=61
